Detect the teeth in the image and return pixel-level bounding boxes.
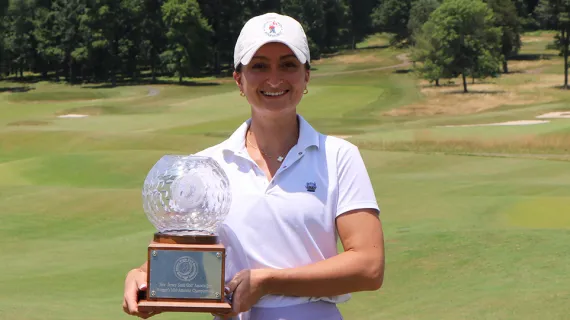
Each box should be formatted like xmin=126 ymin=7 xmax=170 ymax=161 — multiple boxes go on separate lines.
xmin=263 ymin=91 xmax=286 ymax=96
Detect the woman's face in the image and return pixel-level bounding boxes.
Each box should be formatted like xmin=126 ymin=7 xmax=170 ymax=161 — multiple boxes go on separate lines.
xmin=234 ymin=42 xmax=310 ymax=114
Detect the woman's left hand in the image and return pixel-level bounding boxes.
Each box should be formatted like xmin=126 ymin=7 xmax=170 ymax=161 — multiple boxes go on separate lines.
xmin=214 ymin=269 xmax=270 ymax=319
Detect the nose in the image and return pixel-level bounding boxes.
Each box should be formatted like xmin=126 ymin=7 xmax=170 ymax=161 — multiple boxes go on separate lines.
xmin=266 ymin=69 xmax=283 ymax=88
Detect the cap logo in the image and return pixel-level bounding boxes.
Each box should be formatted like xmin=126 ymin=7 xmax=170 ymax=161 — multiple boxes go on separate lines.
xmin=264 ymin=20 xmax=282 ymax=37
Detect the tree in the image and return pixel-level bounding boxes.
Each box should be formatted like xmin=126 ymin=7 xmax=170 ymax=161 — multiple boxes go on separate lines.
xmin=138 ymin=0 xmax=167 ymax=82
xmin=282 ymin=0 xmax=326 ymax=58
xmin=407 ymin=0 xmax=441 ymax=46
xmin=35 ymin=0 xmax=87 ymax=82
xmin=485 ymin=0 xmax=522 ymax=73
xmin=346 ymin=0 xmax=376 ymax=49
xmin=161 ymin=0 xmax=211 ymax=83
xmin=0 ymin=0 xmax=9 ymax=77
xmin=371 ymin=0 xmax=415 ymax=45
xmin=536 ymin=0 xmax=570 ymax=89
xmin=415 ymin=0 xmax=503 ymax=92
xmin=198 ymin=0 xmax=248 ymax=73
xmin=4 ymin=0 xmax=37 ymax=78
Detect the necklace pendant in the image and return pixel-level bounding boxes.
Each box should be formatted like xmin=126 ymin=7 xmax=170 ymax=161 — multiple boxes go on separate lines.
xmin=277 ymin=156 xmax=284 ymax=162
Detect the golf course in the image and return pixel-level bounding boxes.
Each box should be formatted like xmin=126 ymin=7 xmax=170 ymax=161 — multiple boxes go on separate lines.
xmin=1 ymin=32 xmax=569 ymax=320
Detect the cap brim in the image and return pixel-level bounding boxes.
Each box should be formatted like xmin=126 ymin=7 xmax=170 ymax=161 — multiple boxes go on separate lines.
xmin=240 ymin=40 xmax=307 ymax=66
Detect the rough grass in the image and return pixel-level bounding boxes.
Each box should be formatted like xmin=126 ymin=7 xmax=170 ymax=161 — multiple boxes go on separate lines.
xmin=357 ymin=133 xmax=570 ymax=156
xmin=385 ymin=30 xmax=570 ymax=117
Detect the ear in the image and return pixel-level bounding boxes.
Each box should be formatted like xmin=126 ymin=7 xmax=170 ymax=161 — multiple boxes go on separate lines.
xmin=233 ymin=71 xmax=243 ymax=92
xmin=304 ymin=68 xmax=310 ymax=85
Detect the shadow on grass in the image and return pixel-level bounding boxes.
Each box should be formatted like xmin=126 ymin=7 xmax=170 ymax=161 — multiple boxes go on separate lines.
xmin=393 ymin=69 xmax=413 ymax=74
xmin=0 ymin=86 xmax=35 ymax=93
xmin=2 ymin=74 xmax=222 ymax=88
xmin=84 ymin=79 xmax=221 ymax=89
xmin=420 ymin=83 xmax=460 ymax=88
xmin=552 ymin=85 xmax=570 ymax=90
xmin=320 ymin=44 xmax=391 ymax=59
xmin=355 ymin=45 xmax=391 ymax=51
xmin=509 ymin=53 xmax=556 ymax=61
xmin=443 ymin=90 xmax=506 ymax=95
xmin=7 ymin=120 xmax=50 ymax=126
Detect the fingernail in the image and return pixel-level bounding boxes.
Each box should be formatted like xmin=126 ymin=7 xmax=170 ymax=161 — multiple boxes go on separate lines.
xmin=224 ymin=286 xmax=230 ymax=294
xmin=139 ymin=284 xmax=147 ymax=290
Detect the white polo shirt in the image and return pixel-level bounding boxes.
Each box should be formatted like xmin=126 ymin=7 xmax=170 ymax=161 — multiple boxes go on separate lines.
xmin=196 ymin=114 xmax=380 ymax=308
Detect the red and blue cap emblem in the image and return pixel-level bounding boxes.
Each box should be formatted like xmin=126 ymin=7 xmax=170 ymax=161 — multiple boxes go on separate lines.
xmin=264 ymin=20 xmax=283 ymax=37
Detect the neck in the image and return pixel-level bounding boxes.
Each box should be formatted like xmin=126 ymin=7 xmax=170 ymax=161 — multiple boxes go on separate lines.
xmin=247 ymin=111 xmax=299 ymax=159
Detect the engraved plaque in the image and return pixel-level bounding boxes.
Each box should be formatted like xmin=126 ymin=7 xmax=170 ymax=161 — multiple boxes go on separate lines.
xmin=148 ymin=250 xmax=223 ymax=300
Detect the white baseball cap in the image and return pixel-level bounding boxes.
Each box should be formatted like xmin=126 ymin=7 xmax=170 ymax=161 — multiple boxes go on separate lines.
xmin=234 ymin=12 xmax=310 ymax=68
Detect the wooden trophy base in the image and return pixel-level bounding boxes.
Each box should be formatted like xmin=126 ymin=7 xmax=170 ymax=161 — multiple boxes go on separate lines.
xmin=138 ymin=300 xmax=232 ymax=313
xmin=138 ymin=232 xmax=232 ymax=314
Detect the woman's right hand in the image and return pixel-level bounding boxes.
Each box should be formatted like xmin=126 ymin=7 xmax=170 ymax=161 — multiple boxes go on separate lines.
xmin=122 ymin=268 xmax=159 ymax=318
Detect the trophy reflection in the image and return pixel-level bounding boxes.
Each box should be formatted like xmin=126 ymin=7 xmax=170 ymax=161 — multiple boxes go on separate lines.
xmin=138 ymin=155 xmax=232 ymax=313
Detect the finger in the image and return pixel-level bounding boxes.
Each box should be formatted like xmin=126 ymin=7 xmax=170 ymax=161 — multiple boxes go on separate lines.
xmin=127 ymin=284 xmax=147 ymax=314
xmin=125 ymin=276 xmax=147 ymax=314
xmin=226 ymin=273 xmax=241 ymax=293
xmin=230 ymin=290 xmax=243 ymax=314
xmin=122 ymin=297 xmax=129 ymax=314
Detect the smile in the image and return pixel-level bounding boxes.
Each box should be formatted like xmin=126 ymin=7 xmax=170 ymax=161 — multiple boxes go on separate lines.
xmin=261 ymin=90 xmax=288 ymax=97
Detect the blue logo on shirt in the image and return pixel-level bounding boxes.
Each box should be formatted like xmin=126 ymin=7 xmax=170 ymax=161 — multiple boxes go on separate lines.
xmin=305 ymin=182 xmax=317 ymax=192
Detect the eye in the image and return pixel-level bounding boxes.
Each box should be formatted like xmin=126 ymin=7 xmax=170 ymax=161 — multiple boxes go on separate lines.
xmin=281 ymin=61 xmax=298 ymax=70
xmin=251 ymin=63 xmax=267 ymax=70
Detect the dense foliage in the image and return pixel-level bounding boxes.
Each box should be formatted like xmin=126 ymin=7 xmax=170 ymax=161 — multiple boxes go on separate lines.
xmin=0 ymin=0 xmax=545 ymax=85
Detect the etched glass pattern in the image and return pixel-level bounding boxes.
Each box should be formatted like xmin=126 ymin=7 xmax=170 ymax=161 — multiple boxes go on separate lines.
xmin=142 ymin=155 xmax=231 ymax=235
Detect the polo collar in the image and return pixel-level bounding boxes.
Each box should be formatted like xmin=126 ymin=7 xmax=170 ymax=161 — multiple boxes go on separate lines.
xmin=223 ymin=114 xmax=320 ymax=156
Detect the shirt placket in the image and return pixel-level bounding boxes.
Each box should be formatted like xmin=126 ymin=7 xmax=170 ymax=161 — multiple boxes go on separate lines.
xmin=266 ymin=147 xmax=307 ymax=193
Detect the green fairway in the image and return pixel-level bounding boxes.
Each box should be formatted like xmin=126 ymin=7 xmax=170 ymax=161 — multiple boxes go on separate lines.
xmin=1 ymin=33 xmax=570 ymax=320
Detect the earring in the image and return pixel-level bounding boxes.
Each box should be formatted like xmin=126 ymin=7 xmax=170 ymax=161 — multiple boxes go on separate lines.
xmin=240 ymin=91 xmax=245 ymax=97
xmin=303 ymin=88 xmax=308 ymax=95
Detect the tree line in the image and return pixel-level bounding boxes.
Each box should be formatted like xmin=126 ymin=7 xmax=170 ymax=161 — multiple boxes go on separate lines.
xmin=0 ymin=0 xmax=563 ymax=89
xmin=0 ymin=0 xmax=379 ymax=85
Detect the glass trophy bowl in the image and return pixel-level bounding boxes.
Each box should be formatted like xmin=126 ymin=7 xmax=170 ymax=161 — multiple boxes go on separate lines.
xmin=142 ymin=155 xmax=231 ymax=236
xmin=138 ymin=155 xmax=233 ymax=314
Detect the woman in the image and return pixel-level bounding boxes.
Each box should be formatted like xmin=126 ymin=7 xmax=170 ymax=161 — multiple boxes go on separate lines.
xmin=123 ymin=12 xmax=385 ymax=320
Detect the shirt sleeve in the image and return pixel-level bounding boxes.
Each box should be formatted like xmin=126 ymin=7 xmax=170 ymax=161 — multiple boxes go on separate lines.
xmin=335 ymin=143 xmax=380 ymax=218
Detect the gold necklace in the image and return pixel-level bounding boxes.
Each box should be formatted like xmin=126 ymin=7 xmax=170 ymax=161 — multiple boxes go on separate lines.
xmin=246 ymin=133 xmax=285 ymax=162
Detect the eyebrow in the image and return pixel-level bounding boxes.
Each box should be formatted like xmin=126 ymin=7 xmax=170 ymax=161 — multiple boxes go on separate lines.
xmin=251 ymin=54 xmax=297 ymax=61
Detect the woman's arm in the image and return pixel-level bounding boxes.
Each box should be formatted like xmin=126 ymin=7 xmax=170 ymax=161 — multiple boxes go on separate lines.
xmin=224 ymin=208 xmax=384 ymax=315
xmin=261 ymin=208 xmax=384 ymax=296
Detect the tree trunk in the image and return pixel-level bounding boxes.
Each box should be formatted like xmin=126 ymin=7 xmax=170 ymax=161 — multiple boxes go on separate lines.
xmin=435 ymin=79 xmax=439 ymax=86
xmin=214 ymin=50 xmax=220 ymax=74
xmin=111 ymin=70 xmax=117 ymax=87
xmin=462 ymin=72 xmax=468 ymax=93
xmin=151 ymin=51 xmax=157 ymax=83
xmin=69 ymin=58 xmax=74 ymax=84
xmin=352 ymin=35 xmax=356 ymax=50
xmin=562 ymin=30 xmax=568 ymax=89
xmin=178 ymin=58 xmax=183 ymax=83
xmin=503 ymin=60 xmax=508 ymax=73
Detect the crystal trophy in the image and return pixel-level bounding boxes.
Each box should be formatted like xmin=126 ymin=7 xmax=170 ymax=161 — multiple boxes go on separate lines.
xmin=137 ymin=155 xmax=233 ymax=314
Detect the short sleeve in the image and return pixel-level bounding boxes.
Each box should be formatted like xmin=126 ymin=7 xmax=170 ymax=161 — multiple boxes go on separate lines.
xmin=335 ymin=144 xmax=380 ymax=218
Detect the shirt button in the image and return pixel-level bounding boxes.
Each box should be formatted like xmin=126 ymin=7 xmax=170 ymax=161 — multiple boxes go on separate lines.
xmin=298 ymin=152 xmax=303 ymax=155
xmin=283 ymin=165 xmax=287 ymax=168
